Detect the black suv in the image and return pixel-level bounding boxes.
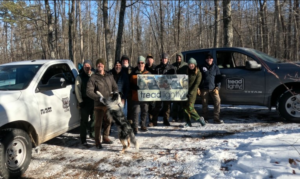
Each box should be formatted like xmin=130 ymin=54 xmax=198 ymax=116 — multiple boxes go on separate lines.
xmin=182 ymin=47 xmax=300 ymax=122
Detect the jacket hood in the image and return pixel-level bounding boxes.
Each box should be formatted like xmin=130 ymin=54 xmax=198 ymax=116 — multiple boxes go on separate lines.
xmin=176 ymin=53 xmax=184 ymax=62
xmin=0 ymin=91 xmax=21 ymax=104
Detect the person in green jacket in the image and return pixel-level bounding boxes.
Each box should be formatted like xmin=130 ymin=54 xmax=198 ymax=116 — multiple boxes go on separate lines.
xmin=183 ymin=58 xmax=206 ymax=127
xmin=171 ymin=53 xmax=188 ymax=122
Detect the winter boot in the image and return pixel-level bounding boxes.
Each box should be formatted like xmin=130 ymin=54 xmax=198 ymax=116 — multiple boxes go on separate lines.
xmin=198 ymin=117 xmax=206 ymax=126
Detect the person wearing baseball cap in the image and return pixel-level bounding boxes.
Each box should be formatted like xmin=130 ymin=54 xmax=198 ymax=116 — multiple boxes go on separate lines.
xmin=129 ymin=56 xmax=151 ymax=134
xmin=199 ymin=53 xmax=223 ymax=124
xmin=86 ymin=58 xmax=119 ymax=149
xmin=75 ymin=60 xmax=94 ymax=147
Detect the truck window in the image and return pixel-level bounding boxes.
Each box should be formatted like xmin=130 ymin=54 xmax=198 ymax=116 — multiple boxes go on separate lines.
xmin=232 ymin=52 xmax=256 ymax=68
xmin=216 ymin=51 xmax=256 ymax=69
xmin=40 ymin=64 xmax=75 ymax=85
xmin=185 ymin=51 xmax=210 ymax=67
xmin=0 ymin=65 xmax=41 ymax=90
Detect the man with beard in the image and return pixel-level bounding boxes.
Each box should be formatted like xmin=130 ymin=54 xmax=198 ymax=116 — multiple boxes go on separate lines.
xmin=109 ymin=60 xmax=129 ymax=105
xmin=87 ymin=58 xmax=119 ymax=149
xmin=75 ymin=60 xmax=94 ymax=147
xmin=149 ymin=53 xmax=176 ymax=127
xmin=171 ymin=53 xmax=188 ymax=122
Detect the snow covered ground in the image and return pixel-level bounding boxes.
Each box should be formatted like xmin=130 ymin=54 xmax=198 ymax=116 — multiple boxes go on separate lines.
xmin=23 ymin=105 xmax=300 ymax=178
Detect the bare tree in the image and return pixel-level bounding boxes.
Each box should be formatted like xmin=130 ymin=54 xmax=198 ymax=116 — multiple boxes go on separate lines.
xmin=103 ymin=0 xmax=113 ymax=69
xmin=223 ymin=0 xmax=233 ymax=47
xmin=78 ymin=1 xmax=84 ymax=63
xmin=214 ymin=0 xmax=220 ymax=48
xmin=115 ymin=0 xmax=126 ymax=63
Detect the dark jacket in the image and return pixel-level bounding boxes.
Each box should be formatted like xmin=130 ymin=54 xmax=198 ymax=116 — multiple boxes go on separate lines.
xmin=86 ymin=71 xmax=118 ymax=107
xmin=109 ymin=68 xmax=129 ymax=100
xmin=187 ymin=67 xmax=202 ymax=104
xmin=199 ymin=62 xmax=221 ymax=90
xmin=129 ymin=67 xmax=151 ymax=101
xmin=154 ymin=62 xmax=177 ymax=75
xmin=79 ymin=71 xmax=94 ymax=107
xmin=145 ymin=64 xmax=156 ymax=74
xmin=172 ymin=53 xmax=188 ymax=74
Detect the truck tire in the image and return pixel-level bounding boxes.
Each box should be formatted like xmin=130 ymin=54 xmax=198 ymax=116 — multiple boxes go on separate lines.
xmin=278 ymin=90 xmax=300 ymax=122
xmin=0 ymin=129 xmax=32 ymax=179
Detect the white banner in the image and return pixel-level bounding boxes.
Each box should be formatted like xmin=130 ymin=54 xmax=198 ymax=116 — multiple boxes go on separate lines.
xmin=137 ymin=74 xmax=188 ymax=101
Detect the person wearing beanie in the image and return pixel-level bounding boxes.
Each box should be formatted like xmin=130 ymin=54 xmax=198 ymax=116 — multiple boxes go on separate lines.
xmin=171 ymin=52 xmax=188 ymax=122
xmin=109 ymin=60 xmax=129 ymax=104
xmin=75 ymin=60 xmax=95 ymax=147
xmin=129 ymin=56 xmax=151 ymax=134
xmin=150 ymin=53 xmax=176 ymax=127
xmin=145 ymin=54 xmax=156 ymax=123
xmin=199 ymin=53 xmax=223 ymax=124
xmin=182 ymin=58 xmax=206 ymax=128
xmin=86 ymin=58 xmax=119 ymax=149
xmin=120 ymin=55 xmax=132 ymax=74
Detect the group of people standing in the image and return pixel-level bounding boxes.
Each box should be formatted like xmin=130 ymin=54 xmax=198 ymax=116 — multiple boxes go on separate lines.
xmin=75 ymin=52 xmax=223 ymax=149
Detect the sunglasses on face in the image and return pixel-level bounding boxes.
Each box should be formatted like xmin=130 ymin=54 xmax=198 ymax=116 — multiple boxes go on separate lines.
xmin=138 ymin=62 xmax=144 ymax=65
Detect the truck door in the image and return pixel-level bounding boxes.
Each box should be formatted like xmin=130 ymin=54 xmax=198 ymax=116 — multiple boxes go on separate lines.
xmin=216 ymin=50 xmax=265 ymax=105
xmin=36 ymin=63 xmax=80 ymax=140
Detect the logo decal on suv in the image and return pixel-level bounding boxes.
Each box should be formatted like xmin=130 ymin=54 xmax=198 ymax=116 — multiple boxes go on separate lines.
xmin=227 ymin=78 xmax=244 ymax=90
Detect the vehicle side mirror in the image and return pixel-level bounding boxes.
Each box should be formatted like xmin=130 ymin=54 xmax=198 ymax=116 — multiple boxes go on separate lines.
xmin=37 ymin=78 xmax=66 ymax=92
xmin=246 ymin=61 xmax=261 ymax=70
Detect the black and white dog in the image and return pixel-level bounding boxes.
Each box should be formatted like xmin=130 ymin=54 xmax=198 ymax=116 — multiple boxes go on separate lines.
xmin=96 ymin=91 xmax=139 ymax=153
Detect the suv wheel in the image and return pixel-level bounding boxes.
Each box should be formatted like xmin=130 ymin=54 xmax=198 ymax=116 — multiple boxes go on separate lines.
xmin=0 ymin=129 xmax=32 ymax=179
xmin=278 ymin=90 xmax=300 ymax=122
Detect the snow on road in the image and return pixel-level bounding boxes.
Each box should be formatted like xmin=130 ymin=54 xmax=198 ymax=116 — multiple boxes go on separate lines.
xmin=23 ymin=105 xmax=300 ymax=178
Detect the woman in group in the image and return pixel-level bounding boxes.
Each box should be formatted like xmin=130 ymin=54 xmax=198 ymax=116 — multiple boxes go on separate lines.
xmin=183 ymin=58 xmax=206 ymax=127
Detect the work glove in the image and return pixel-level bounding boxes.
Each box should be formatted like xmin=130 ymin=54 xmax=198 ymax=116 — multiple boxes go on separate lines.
xmin=79 ymin=102 xmax=85 ymax=108
xmin=213 ymin=87 xmax=219 ymax=95
xmin=99 ymin=96 xmax=105 ymax=104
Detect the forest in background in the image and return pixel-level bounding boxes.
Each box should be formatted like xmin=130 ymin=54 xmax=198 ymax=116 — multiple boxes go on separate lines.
xmin=0 ymin=0 xmax=299 ymax=69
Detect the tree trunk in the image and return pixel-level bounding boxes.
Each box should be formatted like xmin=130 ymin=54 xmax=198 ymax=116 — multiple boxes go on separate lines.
xmin=214 ymin=0 xmax=219 ymax=48
xmin=103 ymin=0 xmax=113 ymax=70
xmin=159 ymin=0 xmax=164 ymax=53
xmin=223 ymin=0 xmax=233 ymax=47
xmin=177 ymin=0 xmax=181 ymax=50
xmin=78 ymin=1 xmax=84 ymax=63
xmin=115 ymin=0 xmax=126 ymax=64
xmin=69 ymin=0 xmax=75 ymax=62
xmin=45 ymin=0 xmax=55 ymax=59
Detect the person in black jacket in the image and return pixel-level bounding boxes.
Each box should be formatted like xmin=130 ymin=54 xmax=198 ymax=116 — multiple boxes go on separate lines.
xmin=75 ymin=60 xmax=94 ymax=147
xmin=145 ymin=54 xmax=156 ymax=123
xmin=149 ymin=53 xmax=176 ymax=127
xmin=199 ymin=53 xmax=223 ymax=124
xmin=109 ymin=60 xmax=129 ymax=105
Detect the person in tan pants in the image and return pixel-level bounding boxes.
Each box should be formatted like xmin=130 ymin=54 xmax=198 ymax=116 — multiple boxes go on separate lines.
xmin=86 ymin=58 xmax=119 ymax=149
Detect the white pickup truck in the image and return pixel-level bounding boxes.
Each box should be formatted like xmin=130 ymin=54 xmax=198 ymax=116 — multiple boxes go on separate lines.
xmin=0 ymin=60 xmax=80 ymax=178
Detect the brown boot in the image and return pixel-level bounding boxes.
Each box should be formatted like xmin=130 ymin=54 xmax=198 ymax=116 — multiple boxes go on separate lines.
xmin=148 ymin=122 xmax=154 ymax=127
xmin=140 ymin=126 xmax=148 ymax=132
xmin=102 ymin=137 xmax=113 ymax=144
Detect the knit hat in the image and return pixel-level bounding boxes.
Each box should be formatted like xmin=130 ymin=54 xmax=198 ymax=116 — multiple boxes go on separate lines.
xmin=114 ymin=60 xmax=122 ymax=66
xmin=96 ymin=58 xmax=106 ymax=66
xmin=83 ymin=60 xmax=92 ymax=67
xmin=120 ymin=55 xmax=130 ymax=62
xmin=206 ymin=53 xmax=213 ymax=59
xmin=188 ymin=58 xmax=197 ymax=65
xmin=137 ymin=56 xmax=146 ymax=63
xmin=146 ymin=54 xmax=153 ymax=59
xmin=161 ymin=53 xmax=169 ymax=59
